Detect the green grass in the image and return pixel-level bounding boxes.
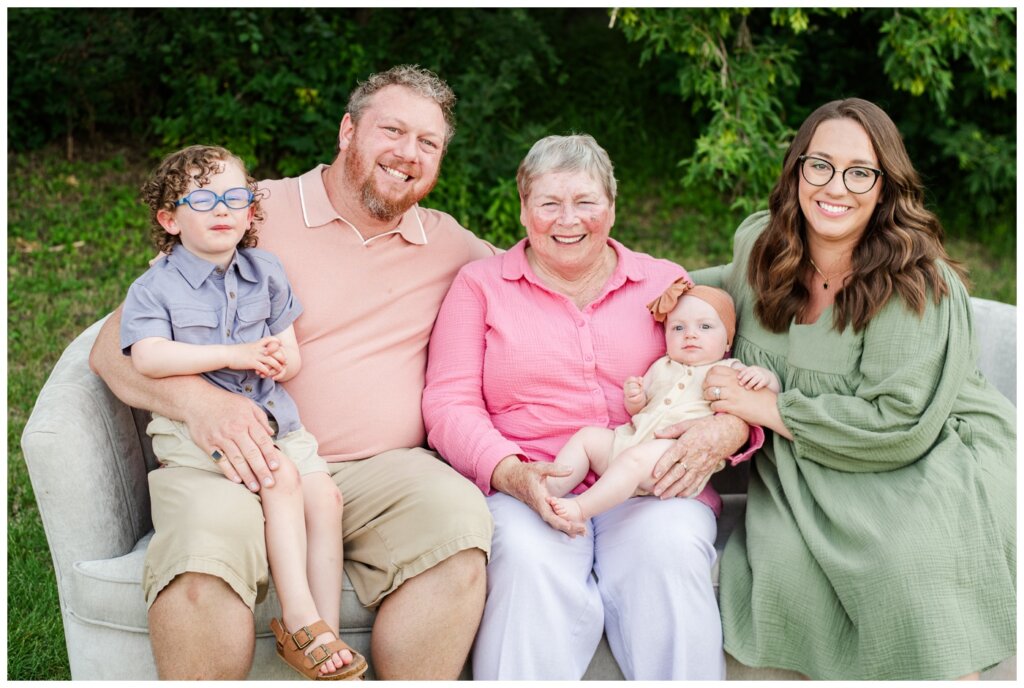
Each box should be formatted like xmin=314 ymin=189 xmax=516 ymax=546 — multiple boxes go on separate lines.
xmin=6 ymin=145 xmax=1016 ymax=679
xmin=7 ymin=145 xmax=155 ymax=680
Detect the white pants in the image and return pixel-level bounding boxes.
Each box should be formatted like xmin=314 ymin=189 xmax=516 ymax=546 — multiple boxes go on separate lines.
xmin=473 ymin=492 xmax=725 ymax=680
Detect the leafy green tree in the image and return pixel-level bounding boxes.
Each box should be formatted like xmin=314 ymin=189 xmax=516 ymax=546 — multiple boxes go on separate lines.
xmin=612 ymin=7 xmax=1016 ymax=248
xmin=6 ymin=8 xmax=1015 ymax=248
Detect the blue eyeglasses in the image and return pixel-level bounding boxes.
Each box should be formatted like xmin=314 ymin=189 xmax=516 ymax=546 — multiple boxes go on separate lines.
xmin=174 ymin=187 xmax=255 ymax=212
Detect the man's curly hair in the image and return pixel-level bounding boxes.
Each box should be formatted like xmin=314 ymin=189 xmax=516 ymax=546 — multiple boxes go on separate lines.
xmin=141 ymin=145 xmax=264 ymax=254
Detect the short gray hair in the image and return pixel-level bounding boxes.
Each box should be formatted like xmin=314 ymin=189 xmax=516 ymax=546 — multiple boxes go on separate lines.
xmin=516 ymin=134 xmax=617 ymax=203
xmin=347 ymin=64 xmax=457 ymax=146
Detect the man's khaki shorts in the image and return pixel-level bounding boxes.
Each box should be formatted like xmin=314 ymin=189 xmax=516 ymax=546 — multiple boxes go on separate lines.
xmin=147 ymin=413 xmax=328 ymax=476
xmin=143 ymin=438 xmax=493 ymax=611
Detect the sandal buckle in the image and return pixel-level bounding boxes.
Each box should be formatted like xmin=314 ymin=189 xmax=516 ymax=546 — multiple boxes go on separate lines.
xmin=291 ymin=625 xmax=315 ymax=650
xmin=307 ymin=644 xmax=331 ymax=666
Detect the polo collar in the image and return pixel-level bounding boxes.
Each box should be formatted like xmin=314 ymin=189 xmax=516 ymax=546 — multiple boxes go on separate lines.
xmin=166 ymin=244 xmax=258 ymax=289
xmin=297 ymin=164 xmax=429 ymax=245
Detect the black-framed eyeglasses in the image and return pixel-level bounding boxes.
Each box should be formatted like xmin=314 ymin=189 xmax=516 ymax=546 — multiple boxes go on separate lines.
xmin=174 ymin=187 xmax=255 ymax=212
xmin=798 ymin=155 xmax=884 ymax=194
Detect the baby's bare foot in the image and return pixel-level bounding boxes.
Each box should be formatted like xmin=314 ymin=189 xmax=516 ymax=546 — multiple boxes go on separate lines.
xmin=548 ymin=496 xmax=585 ymax=527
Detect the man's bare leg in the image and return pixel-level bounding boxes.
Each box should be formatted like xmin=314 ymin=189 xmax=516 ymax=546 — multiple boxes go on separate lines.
xmin=148 ymin=572 xmax=254 ymax=680
xmin=370 ymin=547 xmax=486 ymax=679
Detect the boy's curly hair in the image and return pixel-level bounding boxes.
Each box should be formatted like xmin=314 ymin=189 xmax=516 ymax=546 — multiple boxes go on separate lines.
xmin=141 ymin=145 xmax=264 ymax=254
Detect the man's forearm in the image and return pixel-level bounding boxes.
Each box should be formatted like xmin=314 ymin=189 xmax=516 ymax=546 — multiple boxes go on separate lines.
xmin=89 ymin=305 xmax=218 ymax=420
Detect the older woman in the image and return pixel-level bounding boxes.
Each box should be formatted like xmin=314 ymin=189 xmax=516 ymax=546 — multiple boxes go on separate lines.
xmin=422 ymin=134 xmax=759 ymax=679
xmin=696 ymin=98 xmax=1015 ymax=679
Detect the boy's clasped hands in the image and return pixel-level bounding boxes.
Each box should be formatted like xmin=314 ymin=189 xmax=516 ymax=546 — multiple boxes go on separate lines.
xmin=227 ymin=335 xmax=288 ymax=380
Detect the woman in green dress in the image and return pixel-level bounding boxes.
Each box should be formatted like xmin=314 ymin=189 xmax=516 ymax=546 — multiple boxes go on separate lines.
xmin=695 ymin=98 xmax=1015 ymax=679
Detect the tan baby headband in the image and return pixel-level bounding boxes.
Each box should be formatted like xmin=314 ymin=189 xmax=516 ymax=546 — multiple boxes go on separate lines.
xmin=647 ymin=278 xmax=736 ymax=345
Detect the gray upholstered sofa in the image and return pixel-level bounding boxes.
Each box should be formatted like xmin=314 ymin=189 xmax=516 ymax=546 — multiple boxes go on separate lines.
xmin=22 ymin=298 xmax=1017 ymax=680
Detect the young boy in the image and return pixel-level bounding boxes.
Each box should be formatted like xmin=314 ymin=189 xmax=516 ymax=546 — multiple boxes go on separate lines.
xmin=546 ymin=280 xmax=779 ymax=533
xmin=120 ymin=145 xmax=366 ymax=680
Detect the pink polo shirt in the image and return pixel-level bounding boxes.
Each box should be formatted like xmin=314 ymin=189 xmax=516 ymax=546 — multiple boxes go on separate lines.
xmin=256 ymin=165 xmax=496 ymax=461
xmin=423 ymin=238 xmax=759 ymax=517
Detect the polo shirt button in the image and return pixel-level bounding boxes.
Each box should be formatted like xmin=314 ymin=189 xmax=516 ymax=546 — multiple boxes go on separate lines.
xmin=678 ymin=382 xmax=685 ymax=389
xmin=226 ymin=329 xmax=231 ymax=337
xmin=267 ymin=401 xmax=275 ymax=407
xmin=244 ymin=385 xmax=253 ymax=393
xmin=663 ymin=398 xmax=672 ymax=405
xmin=585 ymin=354 xmax=593 ymax=362
xmin=577 ymin=320 xmax=585 ymax=327
xmin=229 ymin=291 xmax=236 ymax=299
xmin=215 ymin=268 xmax=223 ymax=275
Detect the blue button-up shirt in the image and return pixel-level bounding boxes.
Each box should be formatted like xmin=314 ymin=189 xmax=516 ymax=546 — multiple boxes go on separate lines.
xmin=121 ymin=245 xmax=304 ymax=437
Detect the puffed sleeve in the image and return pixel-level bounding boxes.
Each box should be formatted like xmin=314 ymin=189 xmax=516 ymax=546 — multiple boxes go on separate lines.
xmin=120 ymin=281 xmax=172 ymax=354
xmin=422 ymin=268 xmax=525 ymax=495
xmin=777 ymin=263 xmax=975 ymax=472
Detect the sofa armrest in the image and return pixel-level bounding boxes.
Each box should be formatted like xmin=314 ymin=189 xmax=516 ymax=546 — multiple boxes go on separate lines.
xmin=969 ymin=297 xmax=1016 ymax=406
xmin=21 ymin=317 xmax=153 ymax=601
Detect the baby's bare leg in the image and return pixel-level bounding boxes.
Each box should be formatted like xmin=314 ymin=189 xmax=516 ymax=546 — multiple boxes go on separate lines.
xmin=545 ymin=426 xmax=616 ymax=498
xmin=555 ymin=439 xmax=677 ymax=524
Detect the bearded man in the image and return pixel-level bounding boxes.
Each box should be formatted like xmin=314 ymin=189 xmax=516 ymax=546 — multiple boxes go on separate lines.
xmin=90 ymin=65 xmax=495 ymax=680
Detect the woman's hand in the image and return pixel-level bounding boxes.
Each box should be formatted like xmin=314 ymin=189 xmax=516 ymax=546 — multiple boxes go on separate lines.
xmin=651 ymin=414 xmax=747 ymax=498
xmin=705 ymin=365 xmax=792 ymax=439
xmin=490 ymin=455 xmax=585 ymax=537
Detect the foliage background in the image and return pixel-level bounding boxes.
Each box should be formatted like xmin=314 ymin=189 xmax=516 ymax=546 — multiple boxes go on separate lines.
xmin=6 ymin=7 xmax=1016 ymax=679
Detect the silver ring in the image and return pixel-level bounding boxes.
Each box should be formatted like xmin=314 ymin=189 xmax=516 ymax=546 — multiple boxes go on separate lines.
xmin=713 ymin=386 xmax=722 ymax=400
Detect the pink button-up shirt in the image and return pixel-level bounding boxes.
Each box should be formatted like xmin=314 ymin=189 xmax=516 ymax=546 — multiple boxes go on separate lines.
xmin=423 ymin=238 xmax=760 ymax=517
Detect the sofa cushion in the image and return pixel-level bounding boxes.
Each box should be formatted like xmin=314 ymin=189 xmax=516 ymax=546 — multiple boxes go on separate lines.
xmin=66 ymin=494 xmax=749 ymax=636
xmin=69 ymin=532 xmax=376 ymax=636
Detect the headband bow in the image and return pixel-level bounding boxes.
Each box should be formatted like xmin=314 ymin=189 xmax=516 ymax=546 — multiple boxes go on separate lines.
xmin=647 ymin=279 xmax=737 ymax=346
xmin=646 ymin=277 xmax=694 ymax=323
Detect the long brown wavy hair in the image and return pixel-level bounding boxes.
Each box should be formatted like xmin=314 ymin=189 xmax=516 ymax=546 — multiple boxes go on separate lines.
xmin=141 ymin=145 xmax=264 ymax=254
xmin=748 ymin=98 xmax=968 ymax=333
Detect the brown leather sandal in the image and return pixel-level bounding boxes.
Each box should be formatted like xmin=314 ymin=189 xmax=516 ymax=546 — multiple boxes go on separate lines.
xmin=270 ymin=617 xmax=369 ymax=681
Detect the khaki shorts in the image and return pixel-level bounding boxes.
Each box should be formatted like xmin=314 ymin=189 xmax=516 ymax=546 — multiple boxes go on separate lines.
xmin=147 ymin=413 xmax=328 ymax=476
xmin=143 ymin=444 xmax=492 ymax=611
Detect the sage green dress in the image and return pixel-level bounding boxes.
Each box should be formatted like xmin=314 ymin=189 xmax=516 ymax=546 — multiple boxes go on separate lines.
xmin=694 ymin=211 xmax=1016 ymax=680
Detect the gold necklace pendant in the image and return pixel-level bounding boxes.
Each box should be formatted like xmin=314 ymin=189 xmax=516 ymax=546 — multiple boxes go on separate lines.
xmin=809 ymin=258 xmax=846 ymax=290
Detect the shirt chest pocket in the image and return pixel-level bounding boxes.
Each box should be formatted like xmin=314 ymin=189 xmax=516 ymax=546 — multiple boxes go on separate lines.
xmin=169 ymin=306 xmax=221 ymax=345
xmin=234 ymin=297 xmax=272 ymax=339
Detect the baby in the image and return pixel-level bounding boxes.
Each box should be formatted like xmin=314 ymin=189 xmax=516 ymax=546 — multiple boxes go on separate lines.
xmin=546 ymin=279 xmax=779 ymax=532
